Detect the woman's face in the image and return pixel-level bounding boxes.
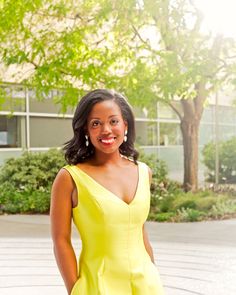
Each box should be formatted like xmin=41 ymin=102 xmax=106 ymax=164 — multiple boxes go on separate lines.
xmin=86 ymin=100 xmax=127 ymax=155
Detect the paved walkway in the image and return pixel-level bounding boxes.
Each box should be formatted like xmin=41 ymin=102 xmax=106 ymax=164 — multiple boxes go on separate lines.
xmin=0 ymin=215 xmax=236 ymax=295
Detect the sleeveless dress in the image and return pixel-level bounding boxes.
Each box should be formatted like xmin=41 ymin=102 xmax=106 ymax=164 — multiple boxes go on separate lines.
xmin=64 ymin=161 xmax=165 ymax=295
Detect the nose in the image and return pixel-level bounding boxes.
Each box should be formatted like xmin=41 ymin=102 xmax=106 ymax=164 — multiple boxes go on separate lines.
xmin=101 ymin=122 xmax=112 ymax=134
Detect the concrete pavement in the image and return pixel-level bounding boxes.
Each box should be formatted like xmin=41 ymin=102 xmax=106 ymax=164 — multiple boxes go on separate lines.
xmin=0 ymin=215 xmax=236 ymax=295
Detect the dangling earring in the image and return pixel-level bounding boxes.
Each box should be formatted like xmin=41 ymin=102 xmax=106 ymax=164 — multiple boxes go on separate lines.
xmin=124 ymin=130 xmax=128 ymax=142
xmin=85 ymin=135 xmax=89 ymax=146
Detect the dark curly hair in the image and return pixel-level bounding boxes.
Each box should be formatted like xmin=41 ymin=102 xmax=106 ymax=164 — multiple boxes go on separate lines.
xmin=63 ymin=89 xmax=139 ymax=165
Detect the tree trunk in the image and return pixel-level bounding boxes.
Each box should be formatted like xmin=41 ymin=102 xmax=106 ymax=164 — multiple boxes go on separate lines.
xmin=180 ymin=118 xmax=200 ymax=192
xmin=169 ymin=83 xmax=207 ymax=192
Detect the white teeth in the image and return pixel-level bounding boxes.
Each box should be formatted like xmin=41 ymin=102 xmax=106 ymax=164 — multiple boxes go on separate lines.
xmin=101 ymin=138 xmax=115 ymax=144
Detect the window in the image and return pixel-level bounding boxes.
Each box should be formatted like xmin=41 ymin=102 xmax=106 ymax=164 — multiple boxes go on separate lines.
xmin=159 ymin=122 xmax=182 ymax=146
xmin=135 ymin=121 xmax=158 ymax=146
xmin=29 ymin=117 xmax=73 ymax=147
xmin=0 ymin=116 xmax=25 ymax=148
xmin=29 ymin=89 xmax=75 ymax=114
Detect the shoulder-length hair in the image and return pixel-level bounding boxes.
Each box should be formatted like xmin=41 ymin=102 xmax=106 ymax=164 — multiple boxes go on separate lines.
xmin=63 ymin=89 xmax=139 ymax=165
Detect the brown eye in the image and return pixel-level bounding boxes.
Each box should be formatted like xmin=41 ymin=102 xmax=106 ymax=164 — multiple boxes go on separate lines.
xmin=91 ymin=120 xmax=100 ymax=128
xmin=110 ymin=119 xmax=119 ymax=126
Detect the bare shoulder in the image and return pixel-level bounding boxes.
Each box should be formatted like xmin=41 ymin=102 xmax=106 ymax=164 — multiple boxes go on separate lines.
xmin=52 ymin=167 xmax=75 ymax=195
xmin=50 ymin=168 xmax=74 ymax=240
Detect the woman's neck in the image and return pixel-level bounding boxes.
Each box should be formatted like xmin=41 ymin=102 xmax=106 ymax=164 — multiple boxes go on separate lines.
xmin=89 ymin=151 xmax=123 ymax=166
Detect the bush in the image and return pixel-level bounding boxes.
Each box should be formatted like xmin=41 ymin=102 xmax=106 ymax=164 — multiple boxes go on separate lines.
xmin=1 ymin=148 xmax=236 ymax=222
xmin=173 ymin=208 xmax=205 ymax=222
xmin=138 ymin=150 xmax=183 ymax=218
xmin=0 ymin=149 xmax=66 ymax=190
xmin=0 ymin=149 xmax=66 ymax=214
xmin=0 ymin=183 xmax=50 ymax=214
xmin=149 ymin=212 xmax=175 ymax=222
xmin=202 ymin=137 xmax=236 ymax=183
xmin=148 ymin=187 xmax=236 ymax=222
xmin=137 ymin=150 xmax=168 ymax=182
xmin=209 ymin=199 xmax=236 ymax=219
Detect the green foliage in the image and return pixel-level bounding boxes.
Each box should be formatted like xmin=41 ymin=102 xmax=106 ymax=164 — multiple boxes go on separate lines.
xmin=202 ymin=137 xmax=236 ymax=183
xmin=0 ymin=182 xmax=50 ymax=214
xmin=174 ymin=208 xmax=205 ymax=222
xmin=109 ymin=0 xmax=236 ymax=191
xmin=0 ymin=148 xmax=236 ymax=221
xmin=1 ymin=0 xmax=235 ymax=111
xmin=171 ymin=191 xmax=220 ymax=211
xmin=0 ymin=0 xmax=120 ymax=110
xmin=138 ymin=149 xmax=183 ymax=213
xmin=0 ymin=149 xmax=66 ymax=214
xmin=1 ymin=0 xmax=236 ymax=191
xmin=209 ymin=199 xmax=236 ymax=219
xmin=149 ymin=212 xmax=175 ymax=222
xmin=137 ymin=150 xmax=168 ymax=182
xmin=0 ymin=149 xmax=66 ymax=190
xmin=148 ymin=183 xmax=236 ymax=222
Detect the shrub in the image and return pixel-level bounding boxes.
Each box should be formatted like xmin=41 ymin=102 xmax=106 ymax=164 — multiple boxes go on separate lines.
xmin=138 ymin=150 xmax=183 ymax=216
xmin=209 ymin=199 xmax=236 ymax=219
xmin=202 ymin=137 xmax=236 ymax=183
xmin=0 ymin=149 xmax=66 ymax=190
xmin=173 ymin=208 xmax=205 ymax=222
xmin=148 ymin=188 xmax=236 ymax=222
xmin=137 ymin=150 xmax=168 ymax=182
xmin=149 ymin=212 xmax=175 ymax=222
xmin=0 ymin=183 xmax=50 ymax=214
xmin=1 ymin=148 xmax=236 ymax=222
xmin=0 ymin=149 xmax=66 ymax=214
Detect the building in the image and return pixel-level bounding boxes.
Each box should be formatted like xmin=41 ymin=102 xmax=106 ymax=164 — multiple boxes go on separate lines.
xmin=1 ymin=83 xmax=236 ymax=184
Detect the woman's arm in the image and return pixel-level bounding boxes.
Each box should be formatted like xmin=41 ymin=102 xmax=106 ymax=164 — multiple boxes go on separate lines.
xmin=142 ymin=165 xmax=155 ymax=263
xmin=50 ymin=168 xmax=78 ymax=294
xmin=143 ymin=224 xmax=155 ymax=263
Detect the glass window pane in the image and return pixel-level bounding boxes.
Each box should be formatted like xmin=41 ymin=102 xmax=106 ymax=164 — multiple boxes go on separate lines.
xmin=135 ymin=121 xmax=158 ymax=146
xmin=199 ymin=123 xmax=214 ymax=145
xmin=218 ymin=125 xmax=236 ymax=141
xmin=159 ymin=122 xmax=182 ymax=146
xmin=29 ymin=117 xmax=73 ymax=148
xmin=29 ymin=89 xmax=74 ymax=114
xmin=0 ymin=115 xmax=25 ymax=148
xmin=201 ymin=106 xmax=214 ymax=123
xmin=216 ymin=106 xmax=236 ymax=124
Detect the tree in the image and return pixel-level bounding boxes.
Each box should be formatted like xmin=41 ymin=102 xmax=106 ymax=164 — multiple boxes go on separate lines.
xmin=0 ymin=0 xmax=119 ymax=110
xmin=105 ymin=0 xmax=236 ymax=191
xmin=1 ymin=0 xmax=236 ymax=191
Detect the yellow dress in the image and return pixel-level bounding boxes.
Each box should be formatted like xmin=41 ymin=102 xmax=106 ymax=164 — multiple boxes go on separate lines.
xmin=64 ymin=161 xmax=165 ymax=295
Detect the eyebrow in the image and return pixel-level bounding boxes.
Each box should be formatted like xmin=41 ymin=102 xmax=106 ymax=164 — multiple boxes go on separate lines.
xmin=89 ymin=115 xmax=119 ymax=120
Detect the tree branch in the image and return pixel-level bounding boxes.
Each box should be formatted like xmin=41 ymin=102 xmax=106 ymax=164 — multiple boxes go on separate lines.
xmin=168 ymin=101 xmax=183 ymax=120
xmin=131 ymin=24 xmax=158 ymax=55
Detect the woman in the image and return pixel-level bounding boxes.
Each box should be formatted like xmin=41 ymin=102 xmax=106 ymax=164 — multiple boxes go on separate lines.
xmin=50 ymin=89 xmax=165 ymax=294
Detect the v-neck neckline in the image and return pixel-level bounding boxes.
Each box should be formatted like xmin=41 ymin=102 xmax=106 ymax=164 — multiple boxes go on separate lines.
xmin=74 ymin=162 xmax=140 ymax=206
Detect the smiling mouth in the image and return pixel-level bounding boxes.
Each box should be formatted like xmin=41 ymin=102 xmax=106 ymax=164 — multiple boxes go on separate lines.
xmin=99 ymin=137 xmax=116 ymax=144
